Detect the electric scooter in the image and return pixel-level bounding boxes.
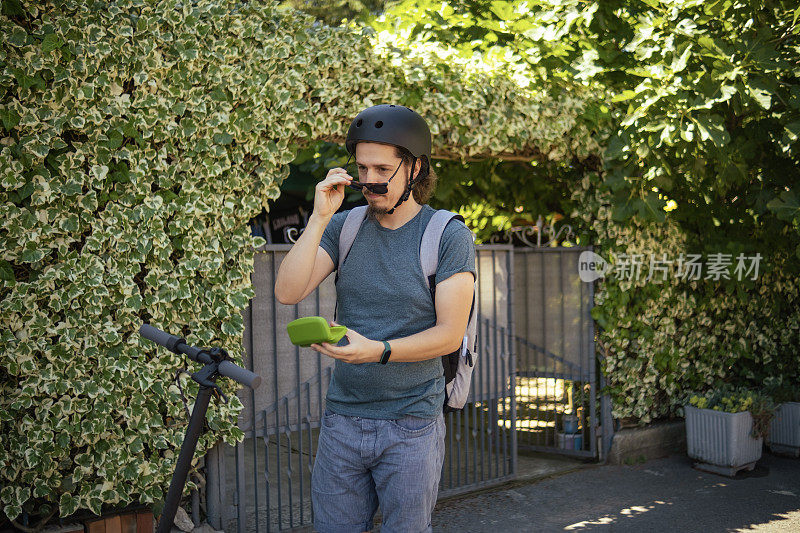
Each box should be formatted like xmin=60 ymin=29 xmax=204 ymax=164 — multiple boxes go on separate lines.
xmin=138 ymin=324 xmax=262 ymax=533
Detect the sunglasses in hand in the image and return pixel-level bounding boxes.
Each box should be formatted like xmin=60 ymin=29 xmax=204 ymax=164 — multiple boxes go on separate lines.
xmin=343 ymin=155 xmax=404 ymax=195
xmin=347 ymin=180 xmax=391 ymax=194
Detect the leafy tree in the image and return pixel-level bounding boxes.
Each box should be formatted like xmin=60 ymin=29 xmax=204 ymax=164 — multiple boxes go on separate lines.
xmin=360 ymin=1 xmax=800 ymax=423
xmin=367 ymin=0 xmax=800 ymax=258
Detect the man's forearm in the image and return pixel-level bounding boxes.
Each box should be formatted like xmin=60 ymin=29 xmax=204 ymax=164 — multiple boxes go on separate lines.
xmin=274 ymin=214 xmax=328 ymax=304
xmin=383 ymin=323 xmax=464 ymax=363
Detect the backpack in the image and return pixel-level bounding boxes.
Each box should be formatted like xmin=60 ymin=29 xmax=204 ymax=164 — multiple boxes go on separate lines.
xmin=335 ymin=205 xmax=478 ymax=414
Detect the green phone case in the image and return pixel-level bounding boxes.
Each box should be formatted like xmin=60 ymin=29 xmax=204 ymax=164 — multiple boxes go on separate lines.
xmin=286 ymin=316 xmax=347 ymax=347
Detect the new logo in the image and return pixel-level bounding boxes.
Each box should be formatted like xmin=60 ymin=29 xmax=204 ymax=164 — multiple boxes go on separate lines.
xmin=578 ymin=251 xmax=609 ymax=282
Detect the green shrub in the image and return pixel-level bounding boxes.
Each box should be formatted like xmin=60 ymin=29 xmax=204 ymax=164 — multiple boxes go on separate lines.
xmin=0 ymin=0 xmax=589 ymax=522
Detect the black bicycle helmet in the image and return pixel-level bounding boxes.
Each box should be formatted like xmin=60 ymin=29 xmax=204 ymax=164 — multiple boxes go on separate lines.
xmin=345 ymin=104 xmax=432 ymax=213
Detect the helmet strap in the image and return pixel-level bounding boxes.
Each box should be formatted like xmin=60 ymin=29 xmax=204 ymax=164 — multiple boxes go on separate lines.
xmin=386 ymin=156 xmax=418 ymax=215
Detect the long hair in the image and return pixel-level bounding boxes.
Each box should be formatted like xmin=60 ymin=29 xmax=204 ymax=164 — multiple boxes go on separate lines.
xmin=394 ymin=146 xmax=438 ymax=205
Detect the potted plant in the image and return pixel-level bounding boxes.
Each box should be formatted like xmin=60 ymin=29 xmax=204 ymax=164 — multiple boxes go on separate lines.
xmin=763 ymin=376 xmax=800 ymax=457
xmin=684 ymin=387 xmax=775 ymax=477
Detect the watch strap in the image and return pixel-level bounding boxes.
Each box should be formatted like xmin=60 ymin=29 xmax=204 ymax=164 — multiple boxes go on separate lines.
xmin=379 ymin=340 xmax=392 ymax=364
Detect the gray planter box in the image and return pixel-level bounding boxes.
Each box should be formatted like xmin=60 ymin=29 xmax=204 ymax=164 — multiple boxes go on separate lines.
xmin=684 ymin=405 xmax=763 ymax=476
xmin=768 ymin=402 xmax=800 ymax=457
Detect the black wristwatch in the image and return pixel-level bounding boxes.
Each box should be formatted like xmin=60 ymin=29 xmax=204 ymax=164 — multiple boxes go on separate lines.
xmin=379 ymin=340 xmax=392 ymax=364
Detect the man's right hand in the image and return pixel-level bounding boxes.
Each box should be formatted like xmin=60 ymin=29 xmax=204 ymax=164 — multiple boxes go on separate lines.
xmin=275 ymin=168 xmax=350 ymax=305
xmin=314 ymin=168 xmax=353 ymax=220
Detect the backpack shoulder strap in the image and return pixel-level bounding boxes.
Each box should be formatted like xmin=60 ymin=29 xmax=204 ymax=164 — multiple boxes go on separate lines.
xmin=421 ymin=210 xmax=479 ymax=360
xmin=420 ymin=209 xmax=465 ymax=294
xmin=334 ymin=205 xmax=368 ymax=322
xmin=337 ymin=205 xmax=369 ymax=272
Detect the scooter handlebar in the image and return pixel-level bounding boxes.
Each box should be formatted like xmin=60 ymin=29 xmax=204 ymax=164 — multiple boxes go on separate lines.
xmin=139 ymin=323 xmax=261 ymax=389
xmin=218 ymin=360 xmax=261 ymax=390
xmin=139 ymin=323 xmax=184 ymax=354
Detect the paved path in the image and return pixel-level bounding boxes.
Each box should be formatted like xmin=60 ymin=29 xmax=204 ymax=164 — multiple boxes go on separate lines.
xmin=428 ymin=452 xmax=800 ymax=532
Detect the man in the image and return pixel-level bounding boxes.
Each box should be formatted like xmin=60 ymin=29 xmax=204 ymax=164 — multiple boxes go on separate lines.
xmin=274 ymin=104 xmax=475 ymax=533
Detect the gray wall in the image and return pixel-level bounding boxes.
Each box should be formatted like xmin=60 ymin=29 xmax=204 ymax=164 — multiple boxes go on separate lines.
xmin=513 ymin=248 xmax=594 ymax=380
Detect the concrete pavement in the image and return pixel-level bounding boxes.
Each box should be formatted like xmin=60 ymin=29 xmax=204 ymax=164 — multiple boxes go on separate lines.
xmin=427 ymin=451 xmax=800 ymax=532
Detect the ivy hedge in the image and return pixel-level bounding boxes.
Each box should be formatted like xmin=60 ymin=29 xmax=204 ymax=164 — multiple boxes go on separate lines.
xmin=0 ymin=0 xmax=591 ymax=522
xmin=572 ymin=178 xmax=800 ymax=424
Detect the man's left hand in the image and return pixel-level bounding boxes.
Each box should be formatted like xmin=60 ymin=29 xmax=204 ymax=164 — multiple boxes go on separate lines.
xmin=310 ymin=321 xmax=383 ymax=364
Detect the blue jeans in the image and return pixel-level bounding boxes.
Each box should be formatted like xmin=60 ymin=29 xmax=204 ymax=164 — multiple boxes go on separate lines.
xmin=312 ymin=407 xmax=446 ymax=533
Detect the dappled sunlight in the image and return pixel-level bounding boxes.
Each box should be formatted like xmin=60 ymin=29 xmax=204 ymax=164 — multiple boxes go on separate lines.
xmin=497 ymin=418 xmax=556 ymax=430
xmin=475 ymin=377 xmax=570 ymax=409
xmin=516 ymin=377 xmax=567 ymax=403
xmin=563 ymin=500 xmax=673 ymax=530
xmin=481 ymin=376 xmax=592 ymax=449
xmin=738 ymin=510 xmax=800 ymax=531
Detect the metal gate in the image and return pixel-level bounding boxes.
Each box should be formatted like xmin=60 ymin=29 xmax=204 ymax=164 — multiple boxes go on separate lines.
xmin=512 ymin=245 xmax=599 ymax=458
xmin=204 ymin=245 xmax=517 ymax=532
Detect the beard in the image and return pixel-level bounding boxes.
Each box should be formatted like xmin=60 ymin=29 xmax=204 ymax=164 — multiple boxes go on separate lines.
xmin=365 ymin=189 xmax=394 ymax=217
xmin=365 ymin=171 xmax=411 ymax=217
xmin=366 ymin=202 xmax=390 ymax=217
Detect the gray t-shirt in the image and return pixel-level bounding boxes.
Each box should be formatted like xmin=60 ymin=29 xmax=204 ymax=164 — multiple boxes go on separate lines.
xmin=319 ymin=204 xmax=476 ymax=419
